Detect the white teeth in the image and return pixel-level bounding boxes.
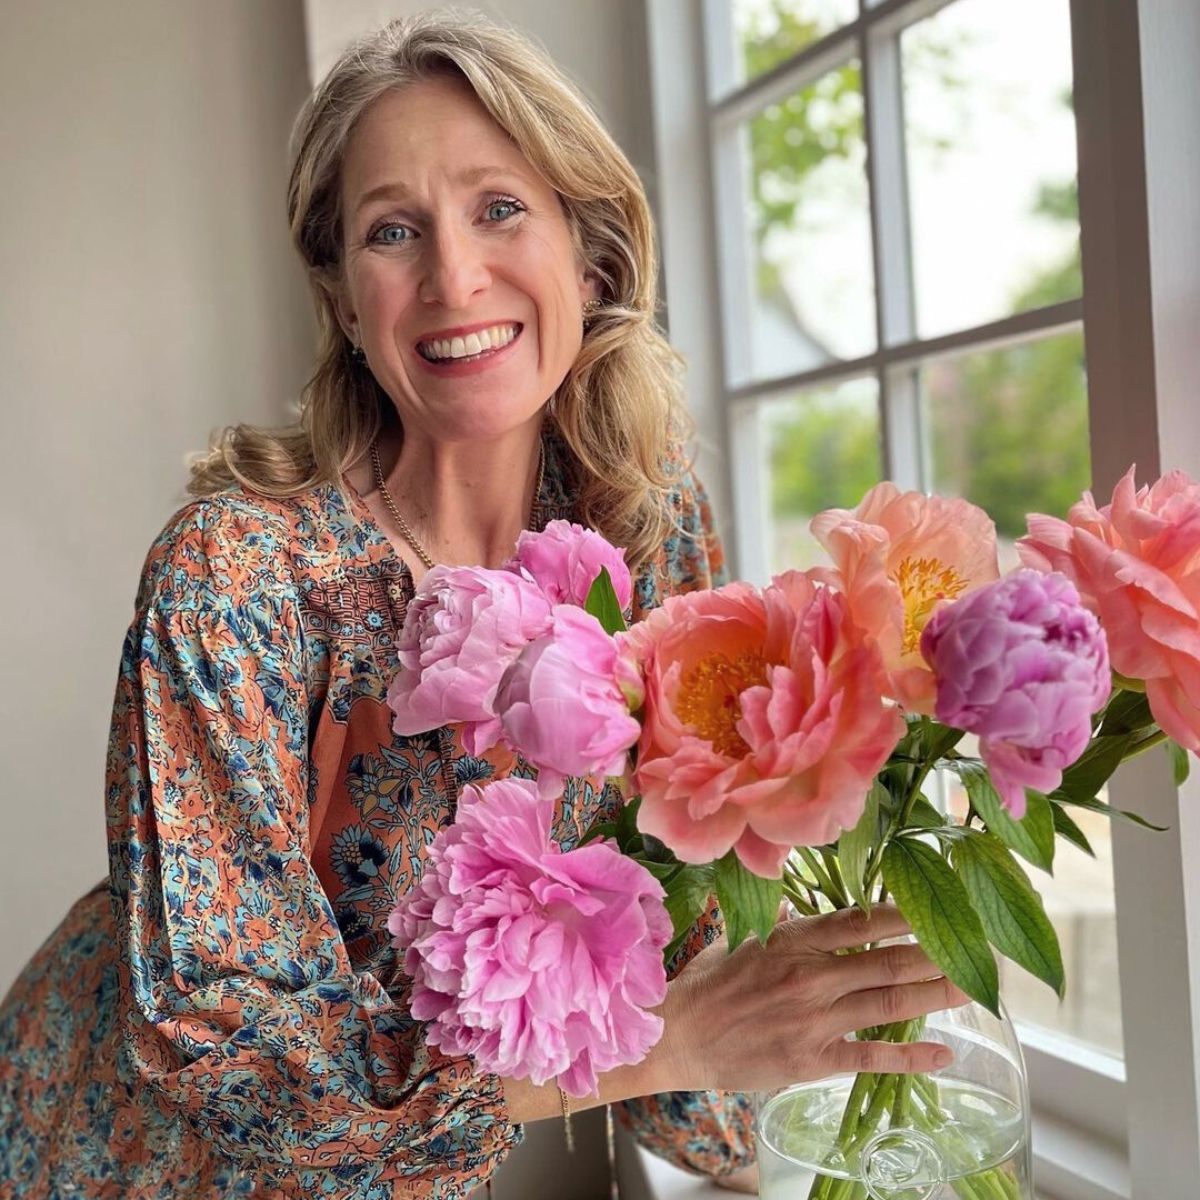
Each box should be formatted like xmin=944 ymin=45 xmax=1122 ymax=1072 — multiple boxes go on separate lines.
xmin=420 ymin=323 xmax=518 ymax=362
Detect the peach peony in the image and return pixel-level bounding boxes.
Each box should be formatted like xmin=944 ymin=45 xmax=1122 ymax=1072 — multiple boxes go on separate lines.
xmin=810 ymin=483 xmax=1001 ymax=715
xmin=1017 ymin=467 xmax=1200 ymax=752
xmin=620 ymin=574 xmax=905 ymax=878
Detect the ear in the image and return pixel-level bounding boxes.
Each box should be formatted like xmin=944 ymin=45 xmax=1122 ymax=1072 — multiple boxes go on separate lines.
xmin=329 ymin=281 xmax=361 ymax=347
xmin=578 ymin=267 xmax=600 ymax=306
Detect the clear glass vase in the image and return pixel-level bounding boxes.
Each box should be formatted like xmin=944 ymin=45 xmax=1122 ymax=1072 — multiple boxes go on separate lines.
xmin=754 ymin=998 xmax=1033 ymax=1200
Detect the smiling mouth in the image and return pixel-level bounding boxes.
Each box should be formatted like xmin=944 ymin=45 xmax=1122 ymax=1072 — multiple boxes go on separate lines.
xmin=416 ymin=322 xmax=523 ymax=364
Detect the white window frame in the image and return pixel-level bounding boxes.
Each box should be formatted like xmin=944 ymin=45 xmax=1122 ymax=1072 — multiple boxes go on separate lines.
xmin=645 ymin=2 xmax=1200 ymax=1197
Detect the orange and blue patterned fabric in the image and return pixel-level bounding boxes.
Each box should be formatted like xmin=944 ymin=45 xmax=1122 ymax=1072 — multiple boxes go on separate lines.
xmin=0 ymin=435 xmax=754 ymax=1198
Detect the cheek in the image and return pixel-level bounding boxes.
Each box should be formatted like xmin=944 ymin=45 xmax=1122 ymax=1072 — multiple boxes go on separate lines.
xmin=352 ymin=261 xmax=416 ymax=326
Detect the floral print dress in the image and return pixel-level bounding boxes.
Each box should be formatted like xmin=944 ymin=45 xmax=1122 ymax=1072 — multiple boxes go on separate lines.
xmin=0 ymin=436 xmax=754 ymax=1198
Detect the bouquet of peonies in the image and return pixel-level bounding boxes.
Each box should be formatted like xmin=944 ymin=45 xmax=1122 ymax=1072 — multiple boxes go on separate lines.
xmin=385 ymin=467 xmax=1199 ymax=1182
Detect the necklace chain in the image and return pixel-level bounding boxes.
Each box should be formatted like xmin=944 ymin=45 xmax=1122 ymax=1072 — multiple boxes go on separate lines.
xmin=369 ymin=439 xmax=545 ymax=571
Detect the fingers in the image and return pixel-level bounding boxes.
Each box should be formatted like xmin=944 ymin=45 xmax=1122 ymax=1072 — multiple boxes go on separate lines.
xmin=824 ymin=1036 xmax=954 ymax=1076
xmin=798 ymin=904 xmax=912 ymax=953
xmin=825 ymin=942 xmax=949 ymax=999
xmin=832 ymin=975 xmax=972 ymax=1033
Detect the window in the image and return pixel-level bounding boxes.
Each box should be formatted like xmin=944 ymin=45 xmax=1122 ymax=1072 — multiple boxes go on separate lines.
xmin=647 ymin=1 xmax=1200 ymax=1196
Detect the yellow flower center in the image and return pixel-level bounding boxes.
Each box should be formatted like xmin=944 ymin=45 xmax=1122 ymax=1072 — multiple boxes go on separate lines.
xmin=895 ymin=556 xmax=969 ymax=654
xmin=676 ymin=650 xmax=769 ymax=758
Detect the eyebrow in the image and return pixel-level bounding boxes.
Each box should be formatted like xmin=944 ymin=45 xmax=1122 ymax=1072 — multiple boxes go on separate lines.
xmin=353 ymin=166 xmax=533 ymax=215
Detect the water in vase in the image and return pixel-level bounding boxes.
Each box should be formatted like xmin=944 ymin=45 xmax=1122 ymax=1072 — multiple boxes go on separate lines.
xmin=756 ymin=1076 xmax=1031 ymax=1200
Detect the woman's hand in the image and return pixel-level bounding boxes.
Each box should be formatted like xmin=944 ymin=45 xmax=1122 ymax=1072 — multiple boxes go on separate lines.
xmin=653 ymin=904 xmax=967 ymax=1096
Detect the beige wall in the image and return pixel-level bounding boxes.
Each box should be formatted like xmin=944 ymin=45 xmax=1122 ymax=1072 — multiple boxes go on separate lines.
xmin=0 ymin=0 xmax=314 ymax=996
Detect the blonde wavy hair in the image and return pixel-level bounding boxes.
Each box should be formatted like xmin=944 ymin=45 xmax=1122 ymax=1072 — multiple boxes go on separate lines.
xmin=187 ymin=8 xmax=691 ymax=570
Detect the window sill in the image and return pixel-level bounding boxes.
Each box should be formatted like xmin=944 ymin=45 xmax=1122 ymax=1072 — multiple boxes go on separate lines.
xmin=617 ymin=1107 xmax=1131 ymax=1200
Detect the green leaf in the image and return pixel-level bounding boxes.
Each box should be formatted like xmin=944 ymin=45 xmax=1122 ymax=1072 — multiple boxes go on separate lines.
xmin=577 ymin=820 xmax=617 ymax=847
xmin=906 ymin=796 xmax=948 ymax=830
xmin=955 ymin=760 xmax=1055 ymax=873
xmin=1098 ymin=689 xmax=1155 ymax=736
xmin=584 ymin=566 xmax=627 ymax=636
xmin=616 ymin=794 xmax=642 ymax=852
xmin=714 ymin=850 xmax=783 ymax=952
xmin=1050 ymin=789 xmax=1169 ymax=832
xmin=838 ymin=781 xmax=886 ymax=913
xmin=661 ymin=866 xmax=715 ymax=941
xmin=920 ymin=721 xmax=966 ymax=762
xmin=1051 ymin=804 xmax=1095 ymax=857
xmin=881 ymin=838 xmax=1000 ymax=1017
xmin=1057 ymin=733 xmax=1134 ymax=803
xmin=951 ymin=832 xmax=1065 ymax=998
xmin=1167 ymin=739 xmax=1191 ymax=787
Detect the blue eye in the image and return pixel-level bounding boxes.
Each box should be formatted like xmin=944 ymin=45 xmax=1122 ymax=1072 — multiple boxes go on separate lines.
xmin=486 ymin=198 xmax=524 ymax=222
xmin=372 ymin=224 xmax=412 ymax=245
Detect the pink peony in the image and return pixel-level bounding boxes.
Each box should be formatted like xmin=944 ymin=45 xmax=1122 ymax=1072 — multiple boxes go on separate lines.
xmin=1018 ymin=467 xmax=1200 ymax=752
xmin=810 ymin=483 xmax=1000 ymax=715
xmin=921 ymin=570 xmax=1111 ymax=818
xmin=506 ymin=519 xmax=633 ymax=611
xmin=387 ymin=565 xmax=552 ymax=755
xmin=620 ymin=574 xmax=905 ymax=878
xmin=496 ymin=605 xmax=642 ymax=795
xmin=388 ymin=778 xmax=671 ymax=1097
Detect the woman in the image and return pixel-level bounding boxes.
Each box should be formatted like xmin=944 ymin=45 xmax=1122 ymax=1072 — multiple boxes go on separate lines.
xmin=0 ymin=13 xmax=966 ymax=1198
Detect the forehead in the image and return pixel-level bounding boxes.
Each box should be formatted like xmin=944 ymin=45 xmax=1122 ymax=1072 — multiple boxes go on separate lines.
xmin=340 ymin=75 xmax=546 ymax=202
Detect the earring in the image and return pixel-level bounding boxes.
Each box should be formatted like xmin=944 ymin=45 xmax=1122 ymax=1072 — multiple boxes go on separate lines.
xmin=349 ymin=340 xmax=366 ymax=364
xmin=582 ymin=298 xmax=603 ymax=328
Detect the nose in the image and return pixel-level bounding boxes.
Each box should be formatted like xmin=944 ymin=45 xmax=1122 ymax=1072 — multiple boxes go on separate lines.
xmin=417 ymin=222 xmax=492 ymax=310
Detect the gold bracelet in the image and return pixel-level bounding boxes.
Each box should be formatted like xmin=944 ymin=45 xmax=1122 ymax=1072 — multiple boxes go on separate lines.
xmin=558 ymin=1085 xmax=575 ymax=1153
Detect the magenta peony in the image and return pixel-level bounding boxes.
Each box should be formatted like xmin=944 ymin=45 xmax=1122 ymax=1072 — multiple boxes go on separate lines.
xmin=1017 ymin=467 xmax=1200 ymax=752
xmin=921 ymin=569 xmax=1111 ymax=818
xmin=620 ymin=573 xmax=905 ymax=878
xmin=388 ymin=778 xmax=671 ymax=1097
xmin=387 ymin=565 xmax=552 ymax=755
xmin=506 ymin=519 xmax=633 ymax=611
xmin=495 ymin=605 xmax=642 ymax=794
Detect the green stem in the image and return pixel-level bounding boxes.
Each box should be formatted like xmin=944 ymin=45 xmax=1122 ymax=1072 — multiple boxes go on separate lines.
xmin=863 ymin=719 xmax=943 ymax=897
xmin=796 ymin=847 xmax=848 ymax=908
xmin=782 ymin=879 xmax=820 ymax=918
xmin=819 ymin=847 xmax=852 ymax=907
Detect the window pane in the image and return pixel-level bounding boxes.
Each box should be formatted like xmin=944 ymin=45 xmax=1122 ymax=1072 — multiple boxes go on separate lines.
xmin=742 ymin=62 xmax=876 ymax=384
xmin=920 ymin=334 xmax=1120 ymax=1057
xmin=922 ymin=330 xmax=1090 ymax=569
xmin=734 ymin=0 xmax=859 ymax=85
xmin=902 ymin=0 xmax=1080 ymax=339
xmin=761 ymin=376 xmax=881 ymax=575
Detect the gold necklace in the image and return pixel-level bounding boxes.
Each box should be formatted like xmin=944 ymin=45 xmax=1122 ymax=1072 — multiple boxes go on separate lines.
xmin=369 ymin=438 xmax=546 ymax=571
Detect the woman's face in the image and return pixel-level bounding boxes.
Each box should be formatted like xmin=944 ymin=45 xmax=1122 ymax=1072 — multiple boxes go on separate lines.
xmin=336 ymin=75 xmax=595 ymax=443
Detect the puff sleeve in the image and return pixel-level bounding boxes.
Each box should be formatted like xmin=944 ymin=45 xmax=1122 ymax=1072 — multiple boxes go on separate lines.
xmin=617 ymin=461 xmax=757 ymax=1179
xmin=104 ymin=498 xmax=516 ymax=1198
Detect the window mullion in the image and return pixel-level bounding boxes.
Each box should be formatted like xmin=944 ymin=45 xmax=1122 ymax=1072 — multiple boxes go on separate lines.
xmin=861 ymin=10 xmax=921 ymax=489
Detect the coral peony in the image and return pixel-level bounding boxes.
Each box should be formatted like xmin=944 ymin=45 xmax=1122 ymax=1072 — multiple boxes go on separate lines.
xmin=921 ymin=570 xmax=1111 ymax=818
xmin=506 ymin=519 xmax=633 ymax=611
xmin=810 ymin=483 xmax=1000 ymax=715
xmin=496 ymin=605 xmax=642 ymax=795
xmin=387 ymin=565 xmax=552 ymax=755
xmin=620 ymin=574 xmax=905 ymax=878
xmin=1018 ymin=467 xmax=1200 ymax=752
xmin=388 ymin=778 xmax=671 ymax=1097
